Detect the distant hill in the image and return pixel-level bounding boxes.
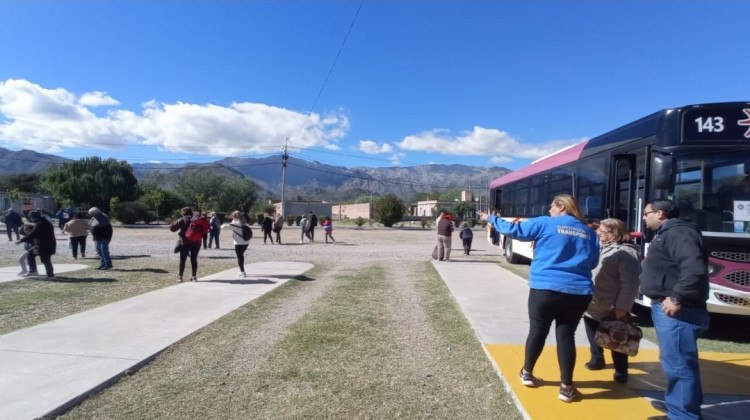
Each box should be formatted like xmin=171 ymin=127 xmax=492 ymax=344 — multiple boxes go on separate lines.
xmin=0 ymin=147 xmax=511 ymax=201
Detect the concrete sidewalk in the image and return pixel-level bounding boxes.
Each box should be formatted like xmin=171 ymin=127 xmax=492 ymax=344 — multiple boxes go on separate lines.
xmin=432 ymin=258 xmax=750 ymax=420
xmin=0 ymin=261 xmax=313 ymax=420
xmin=0 ymin=264 xmax=89 ymax=284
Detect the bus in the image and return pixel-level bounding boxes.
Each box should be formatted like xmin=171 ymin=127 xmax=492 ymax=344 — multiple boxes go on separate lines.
xmin=487 ymin=102 xmax=750 ymax=316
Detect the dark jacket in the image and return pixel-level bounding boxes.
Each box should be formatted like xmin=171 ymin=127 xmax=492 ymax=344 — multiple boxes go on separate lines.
xmin=437 ymin=218 xmax=454 ymax=236
xmin=90 ymin=214 xmax=114 ymax=241
xmin=19 ymin=217 xmax=56 ymax=256
xmin=4 ymin=210 xmax=23 ymax=228
xmin=640 ymin=219 xmax=709 ymax=309
xmin=262 ymin=216 xmax=273 ymax=231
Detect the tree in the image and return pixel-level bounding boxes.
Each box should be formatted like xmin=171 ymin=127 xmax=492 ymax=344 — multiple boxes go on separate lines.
xmin=452 ymin=202 xmax=475 ymax=221
xmin=372 ymin=193 xmax=406 ymax=227
xmin=0 ymin=174 xmax=44 ymax=192
xmin=40 ymin=157 xmax=138 ymax=214
xmin=438 ymin=189 xmax=462 ymax=202
xmin=7 ymin=188 xmax=28 ymax=206
xmin=172 ymin=171 xmax=224 ymax=209
xmin=215 ymin=178 xmax=259 ymax=213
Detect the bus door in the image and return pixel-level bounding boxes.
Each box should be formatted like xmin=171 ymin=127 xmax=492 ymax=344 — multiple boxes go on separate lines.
xmin=610 ymin=151 xmax=648 ymax=236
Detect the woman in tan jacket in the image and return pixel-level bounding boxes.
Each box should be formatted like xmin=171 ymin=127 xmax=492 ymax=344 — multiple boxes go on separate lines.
xmin=62 ymin=212 xmax=90 ymax=259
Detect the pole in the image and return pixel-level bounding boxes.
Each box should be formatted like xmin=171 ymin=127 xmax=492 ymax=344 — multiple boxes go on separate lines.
xmin=280 ymin=139 xmax=289 ymax=217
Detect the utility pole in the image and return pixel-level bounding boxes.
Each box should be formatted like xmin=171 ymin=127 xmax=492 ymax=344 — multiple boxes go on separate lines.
xmin=280 ymin=139 xmax=289 ymax=217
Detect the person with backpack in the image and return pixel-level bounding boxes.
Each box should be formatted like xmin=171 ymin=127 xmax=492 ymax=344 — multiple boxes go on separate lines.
xmin=169 ymin=207 xmax=205 ymax=282
xmin=17 ymin=211 xmax=57 ymax=279
xmin=273 ymin=213 xmax=284 ymax=244
xmin=222 ymin=210 xmax=251 ymax=277
xmin=459 ymin=221 xmax=473 ymax=255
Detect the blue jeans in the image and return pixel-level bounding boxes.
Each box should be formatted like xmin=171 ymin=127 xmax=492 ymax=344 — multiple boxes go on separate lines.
xmin=651 ymin=303 xmax=709 ymax=420
xmin=96 ymin=239 xmax=112 ymax=268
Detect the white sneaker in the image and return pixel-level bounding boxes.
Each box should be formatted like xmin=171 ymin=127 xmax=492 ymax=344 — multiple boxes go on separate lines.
xmin=18 ymin=271 xmax=28 ymax=276
xmin=237 ymin=272 xmax=246 ymax=278
xmin=22 ymin=272 xmax=39 ymax=277
xmin=299 ymin=240 xmax=303 ymax=244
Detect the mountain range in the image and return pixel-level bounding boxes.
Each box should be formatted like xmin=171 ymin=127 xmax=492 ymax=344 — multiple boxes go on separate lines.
xmin=0 ymin=147 xmax=511 ymax=201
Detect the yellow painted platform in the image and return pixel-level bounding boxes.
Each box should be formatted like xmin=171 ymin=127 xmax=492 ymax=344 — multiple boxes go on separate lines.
xmin=485 ymin=344 xmax=750 ymax=420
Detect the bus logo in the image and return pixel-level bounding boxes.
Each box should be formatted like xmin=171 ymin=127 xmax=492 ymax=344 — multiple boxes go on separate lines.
xmin=739 ymin=108 xmax=750 ymax=138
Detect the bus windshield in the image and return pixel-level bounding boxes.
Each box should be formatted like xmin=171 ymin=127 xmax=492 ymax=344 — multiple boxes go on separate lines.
xmin=673 ymin=152 xmax=750 ymax=234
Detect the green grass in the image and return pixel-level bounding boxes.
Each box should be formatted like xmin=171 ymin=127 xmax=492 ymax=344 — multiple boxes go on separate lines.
xmin=60 ymin=263 xmax=521 ymax=419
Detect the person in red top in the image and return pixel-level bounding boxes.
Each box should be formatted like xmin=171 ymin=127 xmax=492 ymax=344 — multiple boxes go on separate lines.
xmin=170 ymin=207 xmax=209 ymax=282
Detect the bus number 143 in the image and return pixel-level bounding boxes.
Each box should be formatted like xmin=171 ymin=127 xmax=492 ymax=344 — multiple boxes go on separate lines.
xmin=695 ymin=116 xmax=725 ymax=133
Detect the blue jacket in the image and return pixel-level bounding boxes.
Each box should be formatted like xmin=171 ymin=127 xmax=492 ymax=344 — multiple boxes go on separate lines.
xmin=488 ymin=214 xmax=599 ymax=295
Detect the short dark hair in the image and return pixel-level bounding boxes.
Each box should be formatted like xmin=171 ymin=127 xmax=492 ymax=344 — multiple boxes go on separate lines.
xmin=646 ymin=199 xmax=679 ymax=219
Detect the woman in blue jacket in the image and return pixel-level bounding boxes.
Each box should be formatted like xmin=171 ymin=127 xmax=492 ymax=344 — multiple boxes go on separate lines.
xmin=479 ymin=194 xmax=599 ymax=403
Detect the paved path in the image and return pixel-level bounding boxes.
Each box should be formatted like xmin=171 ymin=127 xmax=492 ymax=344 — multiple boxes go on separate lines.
xmin=432 ymin=258 xmax=750 ymax=420
xmin=0 ymin=261 xmax=312 ymax=420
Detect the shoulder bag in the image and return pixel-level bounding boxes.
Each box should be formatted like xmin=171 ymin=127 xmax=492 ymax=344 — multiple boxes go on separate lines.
xmin=594 ymin=314 xmax=643 ymax=357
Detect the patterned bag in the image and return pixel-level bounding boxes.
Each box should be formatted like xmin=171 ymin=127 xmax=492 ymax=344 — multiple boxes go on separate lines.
xmin=594 ymin=314 xmax=643 ymax=357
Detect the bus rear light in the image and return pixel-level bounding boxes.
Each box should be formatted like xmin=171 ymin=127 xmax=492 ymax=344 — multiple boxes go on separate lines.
xmin=724 ymin=270 xmax=750 ymax=288
xmin=714 ymin=293 xmax=750 ymax=307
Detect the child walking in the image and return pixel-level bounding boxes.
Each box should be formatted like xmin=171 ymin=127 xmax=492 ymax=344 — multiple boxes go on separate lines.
xmin=17 ymin=224 xmax=36 ymax=276
xmin=323 ymin=216 xmax=335 ymax=244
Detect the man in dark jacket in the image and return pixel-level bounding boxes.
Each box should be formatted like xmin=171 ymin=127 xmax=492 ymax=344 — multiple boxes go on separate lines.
xmin=4 ymin=209 xmax=23 ymax=241
xmin=88 ymin=207 xmax=114 ymax=270
xmin=640 ymin=199 xmax=709 ymax=420
xmin=308 ymin=210 xmax=318 ymax=242
xmin=17 ymin=210 xmax=56 ymax=279
xmin=436 ymin=213 xmax=454 ymax=261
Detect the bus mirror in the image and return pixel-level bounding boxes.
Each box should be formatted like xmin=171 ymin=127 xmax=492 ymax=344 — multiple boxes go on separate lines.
xmin=652 ymin=155 xmax=672 ymax=190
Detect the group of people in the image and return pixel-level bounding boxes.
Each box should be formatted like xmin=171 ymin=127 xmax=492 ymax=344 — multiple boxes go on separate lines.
xmin=478 ymin=195 xmax=709 ymax=420
xmin=169 ymin=209 xmax=338 ymax=282
xmin=10 ymin=207 xmax=114 ymax=280
xmin=434 ymin=212 xmax=475 ymax=261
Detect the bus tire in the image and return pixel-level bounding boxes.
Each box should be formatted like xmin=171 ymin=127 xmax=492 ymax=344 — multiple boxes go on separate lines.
xmin=504 ymin=239 xmax=522 ymax=264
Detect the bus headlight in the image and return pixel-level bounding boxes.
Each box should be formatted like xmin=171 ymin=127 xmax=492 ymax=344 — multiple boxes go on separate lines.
xmin=707 ymin=261 xmax=724 ymax=276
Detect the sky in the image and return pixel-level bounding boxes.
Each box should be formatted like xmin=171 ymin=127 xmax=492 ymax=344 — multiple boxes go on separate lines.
xmin=1 ymin=1 xmax=749 ymax=171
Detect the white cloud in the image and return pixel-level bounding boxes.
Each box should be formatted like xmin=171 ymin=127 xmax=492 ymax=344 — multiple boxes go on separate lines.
xmin=0 ymin=79 xmax=350 ymax=157
xmin=79 ymin=91 xmax=120 ymax=107
xmin=358 ymin=140 xmax=393 ymax=154
xmin=490 ymin=155 xmax=513 ymax=164
xmin=396 ymin=126 xmax=585 ymax=160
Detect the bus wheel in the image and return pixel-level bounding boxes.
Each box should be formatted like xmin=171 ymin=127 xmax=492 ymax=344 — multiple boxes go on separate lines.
xmin=504 ymin=239 xmax=521 ymax=264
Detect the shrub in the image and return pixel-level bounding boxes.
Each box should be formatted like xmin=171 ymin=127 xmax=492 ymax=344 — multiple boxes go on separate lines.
xmin=354 ymin=216 xmax=366 ymax=227
xmin=112 ymin=201 xmax=150 ymax=224
xmin=372 ymin=193 xmax=406 ymax=227
xmin=286 ymin=215 xmax=295 ymax=226
xmin=256 ymin=214 xmax=264 ymax=226
xmin=295 ymin=215 xmax=302 ymax=226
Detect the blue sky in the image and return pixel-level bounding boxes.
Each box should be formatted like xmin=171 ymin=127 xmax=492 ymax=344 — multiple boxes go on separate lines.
xmin=1 ymin=1 xmax=748 ymax=171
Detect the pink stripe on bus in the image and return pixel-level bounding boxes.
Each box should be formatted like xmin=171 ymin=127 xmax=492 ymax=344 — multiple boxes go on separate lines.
xmin=490 ymin=141 xmax=588 ymax=189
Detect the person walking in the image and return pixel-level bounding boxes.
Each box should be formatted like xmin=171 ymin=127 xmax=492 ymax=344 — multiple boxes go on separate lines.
xmin=261 ymin=213 xmax=274 ymax=245
xmin=582 ymin=218 xmax=640 ymax=384
xmin=436 ymin=212 xmax=454 ymax=261
xmin=459 ymin=221 xmax=473 ymax=255
xmin=478 ymin=194 xmax=599 ymax=403
xmin=62 ymin=212 xmax=90 ymax=260
xmin=4 ymin=209 xmax=23 ymax=241
xmin=55 ymin=208 xmax=67 ymax=232
xmin=299 ymin=214 xmax=311 ymax=244
xmin=641 ymin=199 xmax=709 ymax=420
xmin=273 ymin=213 xmax=284 ymax=244
xmin=170 ymin=207 xmax=205 ymax=282
xmin=308 ymin=210 xmax=318 ymax=242
xmin=323 ymin=216 xmax=335 ymax=243
xmin=222 ymin=210 xmax=250 ymax=277
xmin=88 ymin=207 xmax=114 ymax=270
xmin=17 ymin=210 xmax=57 ymax=279
xmin=208 ymin=212 xmax=221 ymax=249
xmin=15 ymin=224 xmax=35 ymax=276
xmin=193 ymin=211 xmax=210 ymax=250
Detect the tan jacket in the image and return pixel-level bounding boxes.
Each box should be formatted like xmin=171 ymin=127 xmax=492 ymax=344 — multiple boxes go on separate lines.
xmin=63 ymin=219 xmax=90 ymax=237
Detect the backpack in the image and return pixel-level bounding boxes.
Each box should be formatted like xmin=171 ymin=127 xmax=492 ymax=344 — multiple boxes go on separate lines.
xmin=185 ymin=219 xmax=203 ymax=243
xmin=241 ymin=225 xmax=253 ymax=241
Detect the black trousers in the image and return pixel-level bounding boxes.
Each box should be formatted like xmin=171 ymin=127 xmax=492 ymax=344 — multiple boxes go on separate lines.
xmin=525 ymin=288 xmax=591 ymax=385
xmin=583 ymin=316 xmax=629 ymax=373
xmin=178 ymin=241 xmax=201 ymax=277
xmin=70 ymin=236 xmax=86 ymax=258
xmin=234 ymin=244 xmax=248 ymax=272
xmin=28 ymin=252 xmax=54 ymax=277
